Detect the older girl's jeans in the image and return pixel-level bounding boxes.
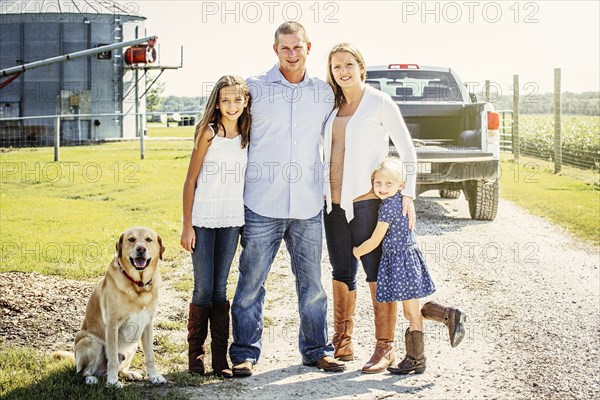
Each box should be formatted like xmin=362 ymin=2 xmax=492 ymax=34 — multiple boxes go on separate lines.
xmin=229 ymin=206 xmax=333 ymax=365
xmin=191 ymin=225 xmax=241 ymax=307
xmin=323 ymin=200 xmax=382 ymax=291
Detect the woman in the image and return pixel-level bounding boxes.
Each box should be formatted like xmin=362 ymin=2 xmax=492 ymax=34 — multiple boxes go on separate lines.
xmin=323 ymin=43 xmax=464 ymax=373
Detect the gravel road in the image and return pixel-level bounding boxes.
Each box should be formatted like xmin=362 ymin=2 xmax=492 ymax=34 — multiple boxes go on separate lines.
xmin=2 ymin=194 xmax=598 ymax=399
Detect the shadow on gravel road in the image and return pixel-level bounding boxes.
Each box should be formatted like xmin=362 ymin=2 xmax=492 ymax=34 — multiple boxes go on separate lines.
xmin=185 ymin=364 xmax=436 ymax=399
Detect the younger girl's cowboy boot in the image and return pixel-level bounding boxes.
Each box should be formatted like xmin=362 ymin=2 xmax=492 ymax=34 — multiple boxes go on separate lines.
xmin=421 ymin=301 xmax=466 ymax=348
xmin=387 ymin=328 xmax=426 ymax=375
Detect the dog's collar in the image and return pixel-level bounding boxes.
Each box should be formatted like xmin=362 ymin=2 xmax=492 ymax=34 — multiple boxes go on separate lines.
xmin=116 ymin=259 xmax=153 ymax=288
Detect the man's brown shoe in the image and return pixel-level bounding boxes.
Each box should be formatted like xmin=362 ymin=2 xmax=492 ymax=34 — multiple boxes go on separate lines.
xmin=232 ymin=361 xmax=253 ymax=377
xmin=308 ymin=356 xmax=346 ymax=372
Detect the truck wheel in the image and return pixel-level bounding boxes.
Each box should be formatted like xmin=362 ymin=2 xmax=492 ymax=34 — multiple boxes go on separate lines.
xmin=439 ymin=190 xmax=461 ymax=199
xmin=463 ymin=180 xmax=499 ymax=221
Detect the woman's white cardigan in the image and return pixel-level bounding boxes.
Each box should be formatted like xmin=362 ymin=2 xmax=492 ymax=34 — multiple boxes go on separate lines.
xmin=323 ymin=85 xmax=417 ymax=222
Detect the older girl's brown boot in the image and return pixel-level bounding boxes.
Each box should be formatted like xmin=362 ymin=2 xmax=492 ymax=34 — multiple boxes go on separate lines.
xmin=188 ymin=303 xmax=210 ymax=374
xmin=209 ymin=301 xmax=233 ymax=378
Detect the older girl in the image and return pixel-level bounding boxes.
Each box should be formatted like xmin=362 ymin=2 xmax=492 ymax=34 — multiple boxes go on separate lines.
xmin=180 ymin=75 xmax=250 ymax=378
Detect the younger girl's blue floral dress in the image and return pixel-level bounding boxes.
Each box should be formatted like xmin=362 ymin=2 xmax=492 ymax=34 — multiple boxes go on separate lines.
xmin=376 ymin=192 xmax=436 ymax=302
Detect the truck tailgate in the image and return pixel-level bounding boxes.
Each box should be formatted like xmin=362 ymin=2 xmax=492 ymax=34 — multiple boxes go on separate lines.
xmin=390 ymin=144 xmax=493 ymax=162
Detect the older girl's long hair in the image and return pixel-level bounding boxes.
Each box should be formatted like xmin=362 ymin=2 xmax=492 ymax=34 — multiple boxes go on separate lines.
xmin=194 ymin=75 xmax=251 ymax=149
xmin=326 ymin=43 xmax=367 ymax=109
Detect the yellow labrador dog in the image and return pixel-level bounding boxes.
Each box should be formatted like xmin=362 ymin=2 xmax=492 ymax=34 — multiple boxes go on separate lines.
xmin=73 ymin=226 xmax=167 ymax=388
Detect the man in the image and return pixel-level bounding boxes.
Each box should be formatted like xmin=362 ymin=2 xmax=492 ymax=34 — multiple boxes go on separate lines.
xmin=229 ymin=21 xmax=345 ymax=376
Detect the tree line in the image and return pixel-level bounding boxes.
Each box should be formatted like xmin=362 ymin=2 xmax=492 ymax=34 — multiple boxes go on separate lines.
xmin=153 ymin=96 xmax=206 ymax=113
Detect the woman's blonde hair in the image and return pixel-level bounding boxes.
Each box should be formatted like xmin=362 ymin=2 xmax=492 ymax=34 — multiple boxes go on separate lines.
xmin=326 ymin=43 xmax=367 ymax=109
xmin=371 ymin=157 xmax=407 ymax=185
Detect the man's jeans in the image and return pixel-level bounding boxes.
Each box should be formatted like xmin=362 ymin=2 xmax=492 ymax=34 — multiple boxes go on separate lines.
xmin=229 ymin=207 xmax=333 ymax=365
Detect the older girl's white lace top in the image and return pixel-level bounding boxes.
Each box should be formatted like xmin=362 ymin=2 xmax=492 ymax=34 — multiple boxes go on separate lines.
xmin=191 ymin=130 xmax=247 ymax=228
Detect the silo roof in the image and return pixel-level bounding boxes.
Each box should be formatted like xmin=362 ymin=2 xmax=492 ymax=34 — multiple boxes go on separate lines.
xmin=0 ymin=0 xmax=145 ymax=17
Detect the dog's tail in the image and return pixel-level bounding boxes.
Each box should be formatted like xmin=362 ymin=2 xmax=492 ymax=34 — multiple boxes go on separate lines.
xmin=52 ymin=350 xmax=75 ymax=361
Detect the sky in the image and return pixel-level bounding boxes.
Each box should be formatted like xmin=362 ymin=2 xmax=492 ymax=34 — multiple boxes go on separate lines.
xmin=137 ymin=0 xmax=600 ymax=97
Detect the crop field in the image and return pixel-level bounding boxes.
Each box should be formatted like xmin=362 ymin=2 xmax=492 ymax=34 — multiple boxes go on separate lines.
xmin=516 ymin=114 xmax=600 ymax=170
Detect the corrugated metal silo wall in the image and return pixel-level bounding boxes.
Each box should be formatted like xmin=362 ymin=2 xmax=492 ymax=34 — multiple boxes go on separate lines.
xmin=0 ymin=12 xmax=147 ymax=143
xmin=0 ymin=18 xmax=20 ymax=113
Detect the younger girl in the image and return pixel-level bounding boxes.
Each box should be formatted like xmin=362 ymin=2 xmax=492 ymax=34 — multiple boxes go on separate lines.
xmin=353 ymin=158 xmax=466 ymax=375
xmin=180 ymin=75 xmax=251 ymax=378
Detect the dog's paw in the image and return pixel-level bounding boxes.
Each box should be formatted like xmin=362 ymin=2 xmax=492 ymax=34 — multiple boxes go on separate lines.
xmin=121 ymin=370 xmax=143 ymax=381
xmin=105 ymin=379 xmax=123 ymax=389
xmin=148 ymin=374 xmax=167 ymax=385
xmin=84 ymin=376 xmax=98 ymax=385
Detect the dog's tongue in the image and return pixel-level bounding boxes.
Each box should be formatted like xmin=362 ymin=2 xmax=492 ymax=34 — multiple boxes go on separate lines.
xmin=134 ymin=257 xmax=147 ymax=268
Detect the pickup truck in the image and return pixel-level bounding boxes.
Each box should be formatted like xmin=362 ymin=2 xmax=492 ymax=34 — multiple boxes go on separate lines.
xmin=366 ymin=64 xmax=500 ymax=220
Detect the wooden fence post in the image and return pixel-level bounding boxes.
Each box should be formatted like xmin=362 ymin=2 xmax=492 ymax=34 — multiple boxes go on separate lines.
xmin=554 ymin=68 xmax=562 ymax=174
xmin=513 ymin=75 xmax=519 ymax=161
xmin=54 ymin=116 xmax=60 ymax=162
xmin=54 ymin=96 xmax=60 ymax=162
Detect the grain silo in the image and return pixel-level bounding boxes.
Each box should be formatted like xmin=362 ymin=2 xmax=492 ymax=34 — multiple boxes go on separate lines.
xmin=0 ymin=0 xmax=150 ymax=145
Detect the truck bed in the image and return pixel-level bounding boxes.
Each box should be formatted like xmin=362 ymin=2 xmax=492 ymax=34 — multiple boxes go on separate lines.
xmin=396 ymin=103 xmax=486 ymax=145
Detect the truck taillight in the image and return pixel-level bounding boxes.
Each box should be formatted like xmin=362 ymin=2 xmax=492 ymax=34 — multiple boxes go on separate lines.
xmin=487 ymin=112 xmax=500 ymax=130
xmin=388 ymin=64 xmax=419 ymax=69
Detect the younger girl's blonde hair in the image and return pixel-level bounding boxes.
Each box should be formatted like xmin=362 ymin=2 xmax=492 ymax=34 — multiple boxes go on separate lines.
xmin=371 ymin=157 xmax=407 ymax=185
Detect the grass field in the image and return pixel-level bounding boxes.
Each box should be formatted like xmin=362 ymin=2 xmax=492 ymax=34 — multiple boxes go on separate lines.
xmin=499 ymin=154 xmax=599 ymax=245
xmin=0 ymin=345 xmax=200 ymax=400
xmin=1 ymin=139 xmax=193 ymax=279
xmin=146 ymin=123 xmax=194 ymax=138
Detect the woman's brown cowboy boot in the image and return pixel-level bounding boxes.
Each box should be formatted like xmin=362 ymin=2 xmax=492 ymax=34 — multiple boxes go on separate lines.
xmin=209 ymin=301 xmax=233 ymax=378
xmin=421 ymin=301 xmax=466 ymax=347
xmin=187 ymin=303 xmax=210 ymax=374
xmin=361 ymin=282 xmax=397 ymax=373
xmin=332 ymin=280 xmax=357 ymax=361
xmin=388 ymin=328 xmax=426 ymax=374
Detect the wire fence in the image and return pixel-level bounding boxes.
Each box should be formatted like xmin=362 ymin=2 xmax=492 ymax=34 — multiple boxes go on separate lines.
xmin=0 ymin=111 xmax=199 ymax=148
xmin=519 ymin=144 xmax=599 ymax=171
xmin=0 ymin=115 xmax=57 ymax=148
xmin=499 ymin=113 xmax=599 ymax=172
